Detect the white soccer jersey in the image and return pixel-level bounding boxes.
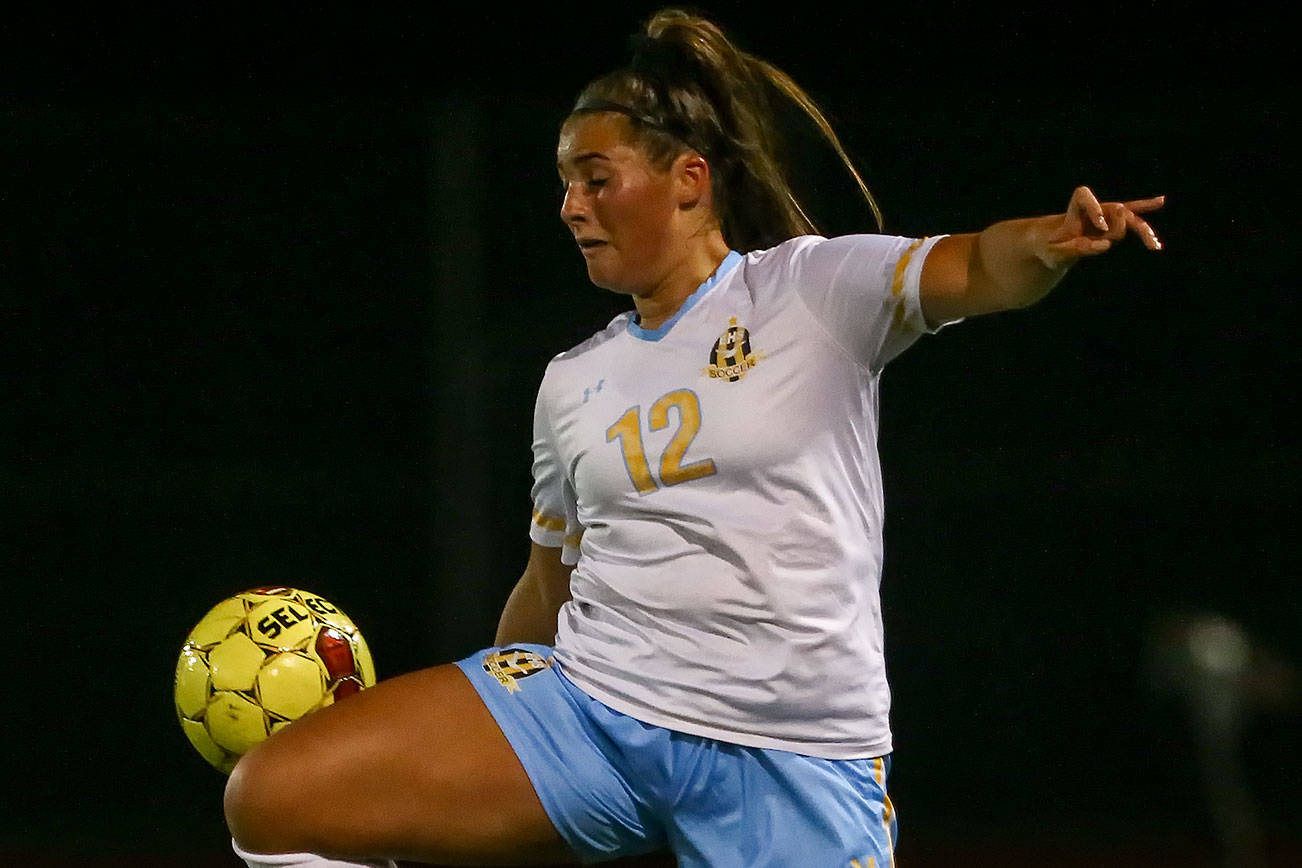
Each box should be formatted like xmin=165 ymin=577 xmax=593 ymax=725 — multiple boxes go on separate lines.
xmin=528 ymin=233 xmax=948 ymax=759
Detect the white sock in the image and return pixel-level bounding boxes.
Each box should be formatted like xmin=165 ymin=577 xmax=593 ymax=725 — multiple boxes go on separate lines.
xmin=232 ymin=838 xmax=397 ymax=868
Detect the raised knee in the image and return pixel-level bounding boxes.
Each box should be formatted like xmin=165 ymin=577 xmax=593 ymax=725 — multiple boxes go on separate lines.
xmin=224 ymin=743 xmax=303 ymax=854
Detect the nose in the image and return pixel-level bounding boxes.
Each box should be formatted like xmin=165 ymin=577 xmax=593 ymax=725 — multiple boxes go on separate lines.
xmin=560 ymin=182 xmax=587 ymax=225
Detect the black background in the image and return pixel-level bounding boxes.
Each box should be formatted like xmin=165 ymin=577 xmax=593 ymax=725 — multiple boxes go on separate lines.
xmin=5 ymin=2 xmax=1298 ymax=864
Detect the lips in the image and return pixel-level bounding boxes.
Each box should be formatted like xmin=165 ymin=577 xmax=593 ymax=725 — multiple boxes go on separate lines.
xmin=577 ymin=239 xmax=608 ymax=257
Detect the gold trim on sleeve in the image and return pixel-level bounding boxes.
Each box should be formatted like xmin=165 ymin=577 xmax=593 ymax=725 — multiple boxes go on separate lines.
xmin=889 ymin=238 xmax=926 ymax=297
xmin=531 ymin=509 xmax=567 ymax=532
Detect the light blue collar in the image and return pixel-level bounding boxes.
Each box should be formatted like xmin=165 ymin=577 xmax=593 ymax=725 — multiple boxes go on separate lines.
xmin=627 ymin=250 xmax=743 ymax=342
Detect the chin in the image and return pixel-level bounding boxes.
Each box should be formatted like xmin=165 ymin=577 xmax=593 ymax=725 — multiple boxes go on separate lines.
xmin=585 ymin=266 xmax=634 ymax=296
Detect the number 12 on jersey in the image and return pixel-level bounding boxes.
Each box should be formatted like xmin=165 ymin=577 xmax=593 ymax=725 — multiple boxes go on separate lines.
xmin=606 ymin=389 xmax=717 ymax=494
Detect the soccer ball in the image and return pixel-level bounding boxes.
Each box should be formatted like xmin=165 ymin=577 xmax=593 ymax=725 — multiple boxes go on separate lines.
xmin=174 ymin=587 xmax=377 ymax=773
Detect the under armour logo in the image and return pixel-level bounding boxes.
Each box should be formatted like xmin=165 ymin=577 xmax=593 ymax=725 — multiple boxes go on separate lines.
xmin=583 ymin=379 xmax=606 ymax=403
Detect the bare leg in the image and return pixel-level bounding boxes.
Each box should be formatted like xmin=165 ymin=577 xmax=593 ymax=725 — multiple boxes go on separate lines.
xmin=225 ymin=664 xmax=577 ymax=865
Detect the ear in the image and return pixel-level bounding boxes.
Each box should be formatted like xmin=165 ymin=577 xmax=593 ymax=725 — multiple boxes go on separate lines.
xmin=674 ymin=152 xmax=712 ymax=211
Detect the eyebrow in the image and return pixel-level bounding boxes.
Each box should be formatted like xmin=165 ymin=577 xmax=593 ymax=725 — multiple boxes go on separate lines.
xmin=556 ymin=152 xmax=609 ymax=172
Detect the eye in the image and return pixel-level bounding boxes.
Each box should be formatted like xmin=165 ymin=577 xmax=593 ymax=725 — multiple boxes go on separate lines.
xmin=557 ymin=176 xmax=607 ymax=195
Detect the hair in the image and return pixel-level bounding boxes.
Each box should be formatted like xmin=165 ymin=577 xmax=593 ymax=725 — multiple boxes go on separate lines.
xmin=568 ymin=8 xmax=881 ymax=253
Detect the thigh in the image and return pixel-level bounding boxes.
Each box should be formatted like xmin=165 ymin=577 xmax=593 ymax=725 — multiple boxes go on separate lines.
xmin=459 ymin=649 xmax=669 ymax=862
xmin=224 ymin=663 xmax=575 ymax=865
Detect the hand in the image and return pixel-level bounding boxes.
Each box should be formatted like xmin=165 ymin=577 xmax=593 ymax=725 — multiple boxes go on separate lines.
xmin=1038 ymin=186 xmax=1165 ymax=268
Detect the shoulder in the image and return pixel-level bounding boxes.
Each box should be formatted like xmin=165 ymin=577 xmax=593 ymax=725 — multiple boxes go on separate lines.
xmin=536 ymin=310 xmax=633 ymax=396
xmin=737 ymin=234 xmax=929 ymax=304
xmin=728 ymin=236 xmax=823 ymax=305
xmin=550 ymin=311 xmax=633 ymax=364
xmin=755 ymin=232 xmax=947 ymax=294
xmin=740 ymin=234 xmax=825 ymax=274
xmin=743 ymin=234 xmax=922 ymax=277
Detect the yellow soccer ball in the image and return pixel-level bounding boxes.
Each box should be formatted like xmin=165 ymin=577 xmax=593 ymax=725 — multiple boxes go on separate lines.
xmin=174 ymin=587 xmax=376 ymax=774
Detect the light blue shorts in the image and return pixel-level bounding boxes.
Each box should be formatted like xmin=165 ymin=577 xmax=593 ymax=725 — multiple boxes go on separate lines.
xmin=456 ymin=645 xmax=898 ymax=867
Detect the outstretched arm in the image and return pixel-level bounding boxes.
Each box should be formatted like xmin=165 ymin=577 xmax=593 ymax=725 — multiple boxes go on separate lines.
xmin=919 ymin=186 xmax=1164 ymax=325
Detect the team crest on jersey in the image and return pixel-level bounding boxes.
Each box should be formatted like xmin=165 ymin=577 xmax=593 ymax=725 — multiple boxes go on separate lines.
xmin=705 ymin=317 xmax=763 ymax=382
xmin=482 ymin=649 xmax=551 ymax=694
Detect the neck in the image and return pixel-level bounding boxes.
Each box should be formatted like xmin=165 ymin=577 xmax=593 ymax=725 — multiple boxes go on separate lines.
xmin=632 ymin=233 xmax=732 ymax=331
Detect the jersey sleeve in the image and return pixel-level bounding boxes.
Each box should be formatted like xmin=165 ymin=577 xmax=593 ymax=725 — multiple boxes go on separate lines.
xmin=528 ymin=372 xmax=583 ymax=566
xmin=787 ymin=233 xmax=951 ymax=372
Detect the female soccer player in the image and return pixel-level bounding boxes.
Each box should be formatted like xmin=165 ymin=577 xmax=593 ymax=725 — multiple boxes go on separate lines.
xmin=224 ymin=9 xmax=1162 ymax=867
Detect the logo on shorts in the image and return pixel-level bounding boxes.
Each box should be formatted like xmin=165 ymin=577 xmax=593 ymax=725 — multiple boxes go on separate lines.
xmin=704 ymin=317 xmax=763 ymax=382
xmin=482 ymin=649 xmax=551 ymax=694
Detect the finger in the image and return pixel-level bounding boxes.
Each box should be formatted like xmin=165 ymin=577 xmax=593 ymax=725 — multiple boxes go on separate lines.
xmin=1071 ymin=185 xmax=1109 ymax=232
xmin=1102 ymin=203 xmax=1131 ymax=240
xmin=1126 ymin=211 xmax=1163 ymax=250
xmin=1122 ymin=194 xmax=1166 ymax=214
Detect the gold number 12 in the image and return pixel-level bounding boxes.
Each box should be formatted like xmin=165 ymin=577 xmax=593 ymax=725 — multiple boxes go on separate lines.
xmin=606 ymin=389 xmax=717 ymax=494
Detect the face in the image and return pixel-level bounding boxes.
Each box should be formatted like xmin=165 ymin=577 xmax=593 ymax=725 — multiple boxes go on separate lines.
xmin=557 ymin=113 xmax=683 ymax=295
